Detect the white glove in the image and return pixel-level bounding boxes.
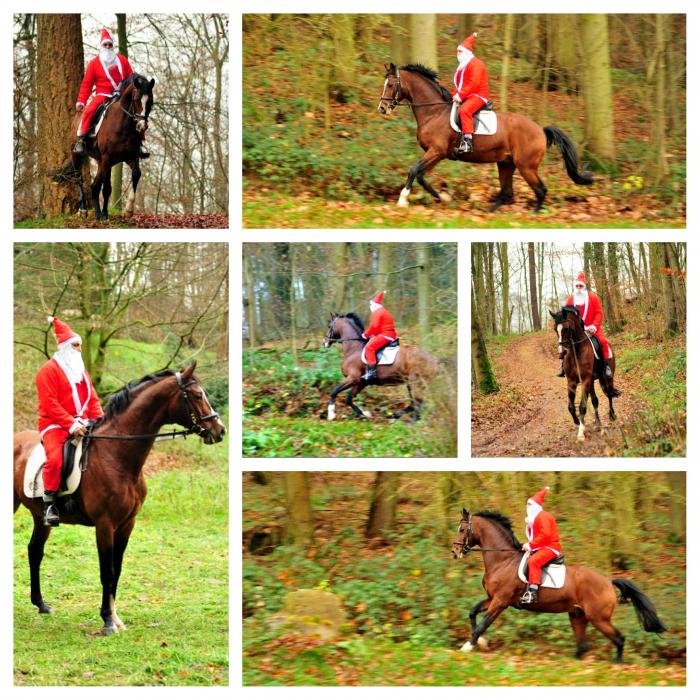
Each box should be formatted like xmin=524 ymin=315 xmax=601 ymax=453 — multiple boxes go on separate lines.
xmin=585 ymin=325 xmax=596 ymax=333
xmin=76 ymin=102 xmax=85 ymax=112
xmin=522 ymin=542 xmax=531 ymax=552
xmin=452 ymin=93 xmax=462 ymax=104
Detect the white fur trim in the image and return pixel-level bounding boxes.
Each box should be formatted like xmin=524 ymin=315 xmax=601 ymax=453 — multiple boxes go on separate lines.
xmin=47 ymin=316 xmax=55 ymax=323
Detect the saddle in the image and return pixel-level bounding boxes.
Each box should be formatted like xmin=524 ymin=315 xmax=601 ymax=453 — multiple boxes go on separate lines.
xmin=587 ymin=333 xmax=603 ymax=360
xmin=23 ymin=436 xmax=85 ymax=499
xmin=517 ymin=551 xmax=566 ymax=588
xmin=450 ymin=100 xmax=497 ymax=135
xmin=87 ymin=94 xmax=119 ymax=138
xmin=361 ymin=338 xmax=400 ymax=366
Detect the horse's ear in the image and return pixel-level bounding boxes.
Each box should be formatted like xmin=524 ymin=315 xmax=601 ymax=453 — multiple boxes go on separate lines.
xmin=462 ymin=507 xmax=469 ymax=519
xmin=181 ymin=361 xmax=196 ymax=379
xmin=149 ymin=78 xmax=155 ymax=89
xmin=548 ymin=309 xmax=557 ymax=319
xmin=384 ymin=63 xmax=389 ymax=72
xmin=389 ymin=62 xmax=395 ymax=71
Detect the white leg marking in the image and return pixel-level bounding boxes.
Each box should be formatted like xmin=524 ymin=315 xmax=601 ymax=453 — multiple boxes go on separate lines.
xmin=397 ymin=187 xmax=410 ymax=208
xmin=460 ymin=641 xmax=474 ymax=653
xmin=362 ymin=409 xmax=372 ymax=419
xmin=439 ymin=191 xmax=452 ymax=203
xmin=125 ymin=188 xmax=136 ymax=216
xmin=476 ymin=636 xmax=489 ymax=650
xmin=577 ymin=420 xmax=586 ymax=441
xmin=110 ymin=595 xmax=127 ymax=630
xmin=327 ymin=404 xmax=336 ymax=421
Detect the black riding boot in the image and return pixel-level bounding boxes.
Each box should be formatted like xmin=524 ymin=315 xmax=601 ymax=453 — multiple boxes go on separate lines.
xmin=520 ymin=583 xmax=539 ymax=605
xmin=140 ymin=145 xmax=150 ymax=159
xmin=73 ymin=136 xmax=86 ymax=155
xmin=456 ymin=133 xmax=473 ymax=154
xmin=43 ymin=490 xmax=60 ymax=527
xmin=362 ymin=364 xmax=378 ymax=382
xmin=556 ymin=359 xmax=565 ymax=377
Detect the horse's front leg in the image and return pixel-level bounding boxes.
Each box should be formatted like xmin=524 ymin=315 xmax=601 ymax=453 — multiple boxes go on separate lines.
xmin=101 ymin=164 xmax=112 ymax=220
xmin=91 ymin=170 xmax=104 ymax=221
xmin=327 ymin=378 xmax=354 ymax=420
xmin=566 ymin=378 xmax=579 ymax=428
xmin=28 ymin=515 xmax=53 ymax=614
xmin=468 ymin=598 xmax=491 ymax=649
xmin=96 ymin=522 xmax=118 ymax=635
xmin=345 ymin=383 xmax=371 ymax=419
xmin=577 ymin=378 xmax=592 ymax=442
xmin=109 ymin=519 xmax=135 ymax=631
xmin=461 ymin=598 xmax=508 ymax=652
xmin=397 ymin=148 xmax=446 ymax=207
xmin=124 ymin=159 xmax=141 ymax=217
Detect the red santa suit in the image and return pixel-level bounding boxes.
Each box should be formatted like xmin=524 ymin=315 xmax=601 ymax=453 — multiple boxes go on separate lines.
xmin=453 ymin=34 xmax=490 ymax=136
xmin=524 ymin=487 xmax=562 ymax=585
xmin=36 ymin=317 xmax=103 ymax=492
xmin=362 ymin=291 xmax=398 ymax=365
xmin=566 ymin=272 xmax=612 ymax=360
xmin=76 ymin=28 xmax=134 ymax=136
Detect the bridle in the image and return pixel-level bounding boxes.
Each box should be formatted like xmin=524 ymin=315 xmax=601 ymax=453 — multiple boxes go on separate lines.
xmin=325 ymin=317 xmax=364 ymax=346
xmin=120 ymin=85 xmax=151 ymax=128
xmin=379 ymin=66 xmax=450 ymax=110
xmin=453 ymin=514 xmax=522 ymax=555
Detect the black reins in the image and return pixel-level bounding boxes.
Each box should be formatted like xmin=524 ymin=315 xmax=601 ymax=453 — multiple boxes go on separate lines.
xmin=380 ymin=66 xmax=451 ymax=109
xmin=453 ymin=516 xmax=521 ymax=554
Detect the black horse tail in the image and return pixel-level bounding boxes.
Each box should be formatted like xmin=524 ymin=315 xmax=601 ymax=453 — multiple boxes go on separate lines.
xmin=543 ymin=126 xmax=594 ymax=186
xmin=48 ymin=161 xmax=81 ymax=184
xmin=612 ymin=579 xmax=667 ymax=633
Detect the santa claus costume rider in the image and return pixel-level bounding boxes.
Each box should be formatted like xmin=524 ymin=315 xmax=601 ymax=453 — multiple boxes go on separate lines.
xmin=520 ymin=487 xmax=562 ymax=605
xmin=361 ymin=291 xmax=398 ymax=382
xmin=35 ymin=316 xmax=104 ymax=526
xmin=74 ymin=28 xmax=148 ymax=158
xmin=558 ymin=272 xmax=617 ymax=384
xmin=452 ymin=32 xmax=490 ymax=155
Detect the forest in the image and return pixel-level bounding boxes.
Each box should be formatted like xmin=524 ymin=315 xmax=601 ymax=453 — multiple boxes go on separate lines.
xmin=243 ymin=13 xmax=685 ymax=228
xmin=471 ymin=242 xmax=686 ymax=457
xmin=14 ymin=14 xmax=229 ymax=228
xmin=242 ymin=242 xmax=457 ymax=457
xmin=13 ymin=243 xmax=229 ymax=686
xmin=243 ymin=471 xmax=686 ymax=685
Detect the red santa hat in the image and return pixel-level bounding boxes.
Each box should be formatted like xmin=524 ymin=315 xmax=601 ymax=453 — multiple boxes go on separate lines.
xmin=574 ymin=272 xmax=587 ymax=287
xmin=370 ymin=290 xmax=385 ymax=306
xmin=527 ymin=486 xmax=550 ymax=507
xmin=48 ymin=316 xmax=81 ymax=347
xmin=100 ymin=28 xmax=114 ymax=47
xmin=458 ymin=33 xmax=478 ymax=52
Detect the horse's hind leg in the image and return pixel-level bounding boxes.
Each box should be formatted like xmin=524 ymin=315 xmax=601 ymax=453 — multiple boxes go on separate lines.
xmin=101 ymin=164 xmax=112 ymax=220
xmin=516 ymin=162 xmax=548 ymax=212
xmin=569 ymin=609 xmax=590 ymax=658
xmin=91 ymin=171 xmax=104 ymax=221
xmin=590 ymin=382 xmax=602 ymax=429
xmin=588 ymin=615 xmax=625 ymax=663
xmin=490 ymin=158 xmax=516 ymax=212
xmin=109 ymin=519 xmax=135 ymax=631
xmin=125 ymin=159 xmax=141 ymax=217
xmin=96 ymin=523 xmax=119 ymax=635
xmin=28 ymin=516 xmax=53 ymax=614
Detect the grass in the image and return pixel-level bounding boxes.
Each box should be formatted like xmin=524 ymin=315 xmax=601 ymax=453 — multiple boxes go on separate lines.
xmin=15 ymin=212 xmax=133 ymax=228
xmin=243 ymin=414 xmax=455 ymax=457
xmin=14 ymin=435 xmax=228 ymax=686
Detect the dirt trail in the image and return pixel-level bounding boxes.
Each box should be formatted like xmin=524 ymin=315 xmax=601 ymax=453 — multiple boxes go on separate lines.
xmin=472 ymin=332 xmax=631 ymax=458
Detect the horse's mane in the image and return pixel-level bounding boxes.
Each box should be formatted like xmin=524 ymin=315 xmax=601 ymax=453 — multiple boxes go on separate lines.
xmin=561 ymin=305 xmax=584 ymax=329
xmin=101 ymin=368 xmax=182 ymax=421
xmin=474 ymin=510 xmax=522 ymax=550
xmin=120 ymin=73 xmax=152 ymax=92
xmin=399 ymin=64 xmax=452 ymax=102
xmin=340 ymin=312 xmax=365 ymax=333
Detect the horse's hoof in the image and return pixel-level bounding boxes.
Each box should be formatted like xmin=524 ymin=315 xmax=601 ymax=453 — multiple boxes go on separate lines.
xmin=397 ymin=198 xmax=409 ymax=208
xmin=362 ymin=410 xmax=372 ymax=419
xmin=38 ymin=603 xmax=53 ymax=614
xmin=459 ymin=641 xmax=474 ymax=653
xmin=439 ymin=191 xmax=452 ymax=203
xmin=577 ymin=434 xmax=585 ymax=442
xmin=101 ymin=624 xmax=118 ymax=636
xmin=476 ymin=637 xmax=489 ymax=650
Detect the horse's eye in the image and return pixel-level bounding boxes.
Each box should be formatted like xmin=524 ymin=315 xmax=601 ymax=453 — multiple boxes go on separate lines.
xmin=194 ymin=392 xmax=203 ymax=400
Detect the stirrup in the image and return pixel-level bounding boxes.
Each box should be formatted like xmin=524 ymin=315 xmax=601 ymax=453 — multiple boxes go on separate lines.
xmin=605 ymin=365 xmax=613 ymax=378
xmin=139 ymin=147 xmax=150 ymax=159
xmin=73 ymin=138 xmax=85 ymax=154
xmin=43 ymin=504 xmax=60 ymax=527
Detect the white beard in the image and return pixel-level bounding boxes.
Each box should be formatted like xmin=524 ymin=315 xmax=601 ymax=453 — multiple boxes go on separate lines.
xmin=100 ymin=47 xmax=117 ymax=66
xmin=369 ymin=301 xmax=382 ymax=312
xmin=54 ymin=346 xmax=86 ymax=384
xmin=457 ymin=50 xmax=473 ymax=66
xmin=573 ymin=289 xmax=587 ymax=305
xmin=525 ymin=502 xmax=542 ymax=527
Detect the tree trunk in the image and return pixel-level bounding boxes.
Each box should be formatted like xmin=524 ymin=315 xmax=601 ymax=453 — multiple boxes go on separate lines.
xmin=36 ymin=14 xmax=86 ymax=217
xmin=528 ymin=242 xmax=541 ymax=330
xmin=666 ymin=471 xmax=686 ymax=543
xmin=331 ymin=15 xmax=357 ymax=101
xmin=290 ymin=244 xmax=298 ymax=364
xmin=111 ymin=13 xmax=128 ymax=211
xmin=366 ymin=472 xmax=400 ymax=539
xmin=592 ymin=243 xmax=615 ymax=330
xmin=409 ymin=14 xmax=437 ymax=69
xmin=416 ymin=243 xmax=431 ymax=347
xmin=471 ymin=286 xmax=498 ymax=394
xmin=497 ymin=242 xmax=510 ymax=334
xmin=606 ymin=243 xmax=622 ymax=330
xmin=390 ymin=15 xmax=410 ymax=66
xmin=580 ymin=14 xmax=615 ymax=167
xmin=500 ymin=15 xmax=514 ymax=111
xmin=661 ymin=243 xmax=679 ymax=334
xmin=646 ymin=14 xmax=669 ymax=186
xmin=284 ymin=473 xmax=314 ymax=544
xmin=243 ymin=248 xmax=258 ymax=360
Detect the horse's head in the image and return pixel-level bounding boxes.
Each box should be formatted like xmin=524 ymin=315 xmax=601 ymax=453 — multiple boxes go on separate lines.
xmin=378 ymin=63 xmax=405 ymax=114
xmin=550 ymin=306 xmax=583 ymax=349
xmin=451 ymin=508 xmax=475 ymax=559
xmin=168 ymin=362 xmax=226 ymax=444
xmin=122 ymin=74 xmax=155 ymax=133
xmin=324 ymin=313 xmax=340 ymax=348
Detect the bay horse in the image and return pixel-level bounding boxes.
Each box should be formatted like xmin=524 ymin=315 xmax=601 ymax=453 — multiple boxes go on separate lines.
xmin=550 ymin=306 xmax=620 ymax=442
xmin=13 ymin=362 xmax=225 ymax=635
xmin=323 ymin=312 xmax=439 ymax=422
xmin=70 ymin=73 xmax=155 ymax=221
xmin=451 ymin=509 xmax=667 ymax=662
xmin=378 ymin=64 xmax=593 ymax=211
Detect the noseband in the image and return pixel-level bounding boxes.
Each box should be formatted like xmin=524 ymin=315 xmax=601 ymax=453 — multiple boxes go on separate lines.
xmin=453 ymin=515 xmax=473 ymax=554
xmin=175 ymin=371 xmax=220 ymax=438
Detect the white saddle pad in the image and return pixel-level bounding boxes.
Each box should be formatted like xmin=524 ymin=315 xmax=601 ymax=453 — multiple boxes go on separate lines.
xmin=361 ymin=344 xmax=400 ymax=366
xmin=24 ymin=439 xmax=84 ymax=499
xmin=450 ymin=103 xmax=498 ymax=135
xmin=517 ymin=552 xmax=566 ymax=589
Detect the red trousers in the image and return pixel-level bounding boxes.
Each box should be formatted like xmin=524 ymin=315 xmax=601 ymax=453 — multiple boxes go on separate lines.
xmin=78 ymin=95 xmax=110 ymax=135
xmin=459 ymin=96 xmax=488 ymax=134
xmin=364 ymin=336 xmax=394 ymax=365
xmin=593 ymin=330 xmax=612 ymax=360
xmin=42 ymin=429 xmax=70 ymax=492
xmin=527 ymin=548 xmax=558 ymax=585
